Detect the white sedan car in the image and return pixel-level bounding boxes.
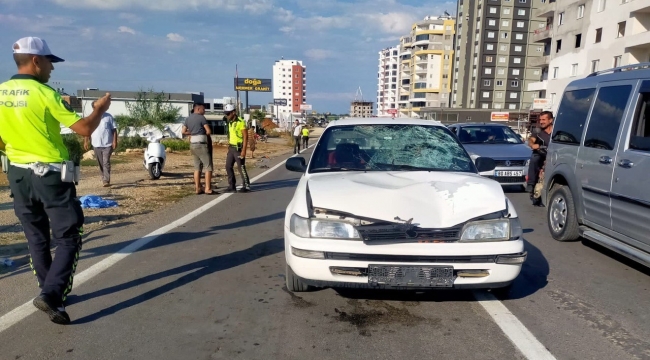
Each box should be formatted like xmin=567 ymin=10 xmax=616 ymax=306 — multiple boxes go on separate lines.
xmin=284 ymin=118 xmax=526 ymax=293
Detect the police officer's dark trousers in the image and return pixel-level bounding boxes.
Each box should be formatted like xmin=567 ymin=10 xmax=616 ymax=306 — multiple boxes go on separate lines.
xmin=226 ymin=145 xmax=250 ymax=190
xmin=8 ymin=166 xmax=84 ymax=305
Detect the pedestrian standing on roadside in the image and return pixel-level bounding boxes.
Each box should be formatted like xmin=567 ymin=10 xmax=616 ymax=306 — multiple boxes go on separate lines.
xmin=182 ymin=103 xmax=214 ymax=195
xmin=301 ymin=126 xmax=310 ymax=148
xmin=0 ymin=36 xmax=112 ymax=324
xmin=224 ymin=104 xmax=251 ymax=193
xmin=84 ymin=100 xmax=116 ymax=187
xmin=292 ymin=120 xmax=302 ymax=154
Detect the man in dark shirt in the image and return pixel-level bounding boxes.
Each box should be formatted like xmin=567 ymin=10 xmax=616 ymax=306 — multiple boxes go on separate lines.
xmin=527 ymin=110 xmax=554 ymax=206
xmin=182 ymin=103 xmax=214 ymax=194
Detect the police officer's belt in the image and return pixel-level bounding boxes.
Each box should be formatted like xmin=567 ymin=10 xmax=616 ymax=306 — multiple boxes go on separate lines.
xmin=12 ymin=162 xmax=62 ymax=173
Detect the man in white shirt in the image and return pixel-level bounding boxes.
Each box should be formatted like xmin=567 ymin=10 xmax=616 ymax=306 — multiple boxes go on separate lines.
xmin=292 ymin=120 xmax=302 ymax=154
xmin=84 ymin=101 xmax=117 ymax=187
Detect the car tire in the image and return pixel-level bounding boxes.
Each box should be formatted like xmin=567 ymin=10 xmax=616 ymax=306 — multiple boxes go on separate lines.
xmin=285 ymin=264 xmax=313 ymax=292
xmin=547 ymin=184 xmax=580 ymax=242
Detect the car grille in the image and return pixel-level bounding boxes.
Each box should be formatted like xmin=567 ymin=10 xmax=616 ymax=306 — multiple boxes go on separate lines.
xmin=487 ymin=176 xmax=526 ymax=183
xmin=495 ymin=160 xmax=527 ymax=167
xmin=325 ymin=253 xmax=498 ymax=263
xmin=356 ymin=226 xmax=461 ymax=243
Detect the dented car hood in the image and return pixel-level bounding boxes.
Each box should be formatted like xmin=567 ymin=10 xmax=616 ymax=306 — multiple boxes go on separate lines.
xmin=307 ymin=171 xmax=507 ymax=228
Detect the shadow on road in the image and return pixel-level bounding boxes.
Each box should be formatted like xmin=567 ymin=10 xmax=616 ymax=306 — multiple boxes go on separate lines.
xmin=581 ymin=239 xmax=650 ymax=277
xmin=250 ymin=179 xmax=299 ymax=192
xmin=67 ymin=238 xmax=283 ymax=324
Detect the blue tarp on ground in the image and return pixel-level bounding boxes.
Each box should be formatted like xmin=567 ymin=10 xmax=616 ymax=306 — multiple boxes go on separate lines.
xmin=79 ymin=195 xmax=118 ymax=209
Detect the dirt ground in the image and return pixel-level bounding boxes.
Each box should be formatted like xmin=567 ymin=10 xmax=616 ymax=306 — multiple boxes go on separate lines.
xmin=0 ymin=140 xmax=292 ymax=259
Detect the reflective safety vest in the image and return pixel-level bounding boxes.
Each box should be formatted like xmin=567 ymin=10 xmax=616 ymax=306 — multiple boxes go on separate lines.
xmin=302 ymin=128 xmax=309 ymax=137
xmin=228 ymin=117 xmax=246 ymax=146
xmin=0 ymin=74 xmax=81 ymax=164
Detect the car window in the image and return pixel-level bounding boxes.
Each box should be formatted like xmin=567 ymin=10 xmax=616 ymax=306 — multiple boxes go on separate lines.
xmin=552 ymin=88 xmax=596 ymax=145
xmin=457 ymin=126 xmax=523 ymax=144
xmin=583 ymin=85 xmax=632 ymax=151
xmin=629 ymin=92 xmax=650 ymax=152
xmin=309 ymin=124 xmax=474 ymax=173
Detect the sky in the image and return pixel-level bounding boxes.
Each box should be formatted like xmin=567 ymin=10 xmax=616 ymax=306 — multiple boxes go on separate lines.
xmin=0 ymin=0 xmax=456 ymax=114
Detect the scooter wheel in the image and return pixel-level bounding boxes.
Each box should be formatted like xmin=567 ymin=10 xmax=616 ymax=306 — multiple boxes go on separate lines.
xmin=149 ymin=162 xmax=162 ymax=180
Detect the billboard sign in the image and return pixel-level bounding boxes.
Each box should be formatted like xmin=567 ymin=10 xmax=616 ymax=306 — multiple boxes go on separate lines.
xmin=300 ymin=104 xmax=312 ymax=111
xmin=491 ymin=111 xmax=510 ymax=122
xmin=274 ymin=98 xmax=287 ymax=106
xmin=234 ymin=78 xmax=272 ymax=92
xmin=387 ymin=109 xmax=398 ymax=115
xmin=532 ymin=98 xmax=552 ymax=110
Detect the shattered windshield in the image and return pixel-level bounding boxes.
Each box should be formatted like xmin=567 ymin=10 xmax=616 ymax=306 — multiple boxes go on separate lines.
xmin=309 ymin=124 xmax=474 ymax=173
xmin=457 ymin=126 xmax=523 ymax=144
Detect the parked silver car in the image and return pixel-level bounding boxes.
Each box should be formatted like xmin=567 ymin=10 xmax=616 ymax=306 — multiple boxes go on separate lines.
xmin=542 ymin=63 xmax=650 ymax=268
xmin=448 ymin=123 xmax=531 ymax=190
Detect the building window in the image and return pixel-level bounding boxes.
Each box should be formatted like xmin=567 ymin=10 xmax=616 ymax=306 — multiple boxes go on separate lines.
xmin=515 ymin=45 xmax=523 ymax=52
xmin=534 ymin=69 xmax=540 ymax=75
xmin=486 ymin=55 xmax=494 ymax=62
xmin=595 ymin=28 xmax=602 ymax=43
xmin=509 ymin=104 xmax=517 ymax=109
xmin=495 ymin=103 xmax=503 ymax=109
xmin=487 ymin=44 xmax=494 ymax=50
xmin=514 ymin=57 xmax=522 ymax=64
xmin=482 ymin=103 xmax=490 ymax=109
xmin=558 ymin=12 xmax=564 ymax=25
xmin=511 ymin=80 xmax=520 ymax=87
xmin=496 ymin=80 xmax=504 ymax=87
xmin=496 ymin=92 xmax=504 ymax=98
xmin=597 ymin=0 xmax=606 ymax=12
xmin=483 ymin=92 xmax=490 ymax=98
xmin=614 ymin=55 xmax=622 ymax=67
xmin=510 ymin=92 xmax=518 ymax=99
xmin=484 ymin=80 xmax=492 ymax=86
xmin=498 ymin=68 xmax=506 ymax=75
xmin=515 ymin=33 xmax=524 ymax=40
xmin=488 ymin=31 xmax=495 ymax=38
xmin=556 ymin=39 xmax=562 ymax=52
xmin=513 ymin=69 xmax=520 ymax=76
xmin=485 ymin=68 xmax=493 ymax=74
xmin=502 ymin=20 xmax=510 ymax=27
xmin=575 ymin=34 xmax=582 ymax=48
xmin=518 ymin=9 xmax=526 ymax=15
xmin=591 ymin=59 xmax=599 ymax=73
xmin=504 ymin=8 xmax=511 ymax=15
xmin=537 ymin=46 xmax=543 ymax=52
xmin=489 ymin=19 xmax=496 ymax=26
xmin=490 ymin=7 xmax=497 ymax=13
xmin=577 ymin=4 xmax=585 ymax=19
xmin=617 ymin=21 xmax=626 ymax=38
xmin=502 ymin=32 xmax=509 ymax=39
xmin=571 ymin=63 xmax=578 ymax=76
xmin=516 ymin=21 xmax=524 ymax=28
xmin=499 ymin=56 xmax=506 ymax=63
xmin=500 ymin=44 xmax=508 ymax=51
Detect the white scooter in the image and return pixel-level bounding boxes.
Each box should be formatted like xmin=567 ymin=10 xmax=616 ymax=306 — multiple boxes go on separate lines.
xmin=142 ymin=128 xmax=170 ymax=180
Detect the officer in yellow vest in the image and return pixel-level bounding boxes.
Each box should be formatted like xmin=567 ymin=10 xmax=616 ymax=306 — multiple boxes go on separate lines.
xmin=0 ymin=37 xmax=111 ymax=324
xmin=223 ymin=104 xmax=251 ymax=193
xmin=301 ymin=126 xmax=310 ymax=148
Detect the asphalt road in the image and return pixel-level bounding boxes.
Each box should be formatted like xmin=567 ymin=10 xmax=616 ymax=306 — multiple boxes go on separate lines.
xmin=0 ymin=147 xmax=649 ymax=360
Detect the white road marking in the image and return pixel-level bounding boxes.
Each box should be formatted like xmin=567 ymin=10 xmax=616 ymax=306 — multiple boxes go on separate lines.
xmin=0 ymin=144 xmax=316 ymax=333
xmin=473 ymin=291 xmax=557 ymax=360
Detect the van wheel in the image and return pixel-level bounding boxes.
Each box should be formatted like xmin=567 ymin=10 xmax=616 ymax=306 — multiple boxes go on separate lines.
xmin=547 ymin=184 xmax=580 ymax=241
xmin=285 ymin=264 xmax=313 ymax=293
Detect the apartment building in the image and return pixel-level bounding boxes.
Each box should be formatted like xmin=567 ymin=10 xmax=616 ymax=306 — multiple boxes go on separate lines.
xmin=453 ymin=0 xmax=542 ymax=111
xmin=529 ymin=0 xmax=650 ymax=111
xmin=396 ymin=15 xmax=456 ymax=118
xmin=351 ymin=101 xmax=374 ymax=117
xmin=377 ymin=46 xmax=401 ymax=116
xmin=272 ymin=59 xmax=306 ymax=115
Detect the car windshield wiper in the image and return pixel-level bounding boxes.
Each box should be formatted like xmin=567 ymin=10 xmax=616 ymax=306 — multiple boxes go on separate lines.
xmin=310 ymin=167 xmax=366 ymax=173
xmin=374 ymin=163 xmax=453 ymax=172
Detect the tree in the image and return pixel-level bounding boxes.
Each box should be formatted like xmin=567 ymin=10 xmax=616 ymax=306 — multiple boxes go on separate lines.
xmin=251 ymin=110 xmax=265 ymax=122
xmin=121 ymin=89 xmax=181 ymax=132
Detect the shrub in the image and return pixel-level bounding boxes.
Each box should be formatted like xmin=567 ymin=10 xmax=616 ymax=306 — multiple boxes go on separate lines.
xmin=61 ymin=134 xmax=84 ymax=166
xmin=161 ymin=138 xmax=190 ymax=151
xmin=267 ymin=129 xmax=282 ymax=138
xmin=116 ymin=135 xmax=148 ymax=152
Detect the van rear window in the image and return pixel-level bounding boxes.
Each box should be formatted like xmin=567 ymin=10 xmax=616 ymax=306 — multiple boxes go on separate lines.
xmin=552 ymin=88 xmax=595 ymax=145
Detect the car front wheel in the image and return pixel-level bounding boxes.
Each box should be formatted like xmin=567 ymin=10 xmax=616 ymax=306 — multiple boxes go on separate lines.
xmin=285 ymin=264 xmax=314 ymax=292
xmin=547 ymin=184 xmax=580 ymax=242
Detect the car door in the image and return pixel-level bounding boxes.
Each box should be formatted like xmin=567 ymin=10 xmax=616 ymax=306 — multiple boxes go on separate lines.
xmin=610 ymin=82 xmax=650 ymax=250
xmin=575 ymin=81 xmax=635 ymax=229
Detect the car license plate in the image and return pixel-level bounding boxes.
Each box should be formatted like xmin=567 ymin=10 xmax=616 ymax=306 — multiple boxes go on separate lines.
xmin=495 ymin=170 xmax=523 ymax=177
xmin=367 ymin=265 xmax=454 ymax=287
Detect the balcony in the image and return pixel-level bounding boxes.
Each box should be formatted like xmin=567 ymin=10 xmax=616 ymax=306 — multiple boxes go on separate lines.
xmin=527 ymin=81 xmax=548 ymax=92
xmin=534 ymin=1 xmax=556 ymax=18
xmin=532 ymin=25 xmax=553 ymax=43
xmin=528 ymin=55 xmax=550 ymax=67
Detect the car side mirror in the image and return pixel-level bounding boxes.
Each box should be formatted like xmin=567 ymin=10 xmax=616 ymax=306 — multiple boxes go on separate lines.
xmin=286 ymin=157 xmax=307 ymax=172
xmin=475 ymin=157 xmax=496 ymax=172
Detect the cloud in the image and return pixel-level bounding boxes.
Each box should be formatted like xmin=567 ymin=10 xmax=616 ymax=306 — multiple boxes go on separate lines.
xmin=47 ymin=0 xmax=272 ymax=13
xmin=361 ymin=12 xmax=418 ymax=35
xmin=305 ymin=49 xmax=334 ymax=61
xmin=118 ymin=26 xmax=136 ymax=34
xmin=166 ymin=33 xmax=185 ymax=42
xmin=118 ymin=13 xmax=142 ymax=23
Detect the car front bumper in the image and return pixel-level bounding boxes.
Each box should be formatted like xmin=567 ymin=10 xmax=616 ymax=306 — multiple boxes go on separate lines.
xmin=479 ymin=166 xmax=528 ymax=186
xmin=285 ymin=231 xmax=526 ymax=290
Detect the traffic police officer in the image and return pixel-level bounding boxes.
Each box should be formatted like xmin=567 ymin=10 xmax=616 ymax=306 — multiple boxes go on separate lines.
xmin=224 ymin=104 xmax=251 ymax=193
xmin=0 ymin=37 xmax=111 ymax=324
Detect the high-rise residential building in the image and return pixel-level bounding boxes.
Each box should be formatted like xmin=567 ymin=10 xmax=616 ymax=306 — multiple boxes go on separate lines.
xmin=272 ymin=59 xmax=306 ymax=116
xmin=528 ymin=0 xmax=650 ymax=112
xmin=453 ymin=0 xmax=541 ymax=111
xmin=351 ymin=101 xmax=374 ymax=117
xmin=376 ymin=46 xmax=400 ymax=116
xmin=397 ymin=15 xmax=456 ymax=118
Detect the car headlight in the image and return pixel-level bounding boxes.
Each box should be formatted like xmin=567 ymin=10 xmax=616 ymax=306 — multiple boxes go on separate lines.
xmin=460 ymin=218 xmax=522 ymax=242
xmin=290 ymin=214 xmax=361 ymax=240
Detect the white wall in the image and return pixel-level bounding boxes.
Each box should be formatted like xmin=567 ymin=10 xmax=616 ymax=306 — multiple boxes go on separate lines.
xmin=81 ymin=99 xmax=192 ymax=120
